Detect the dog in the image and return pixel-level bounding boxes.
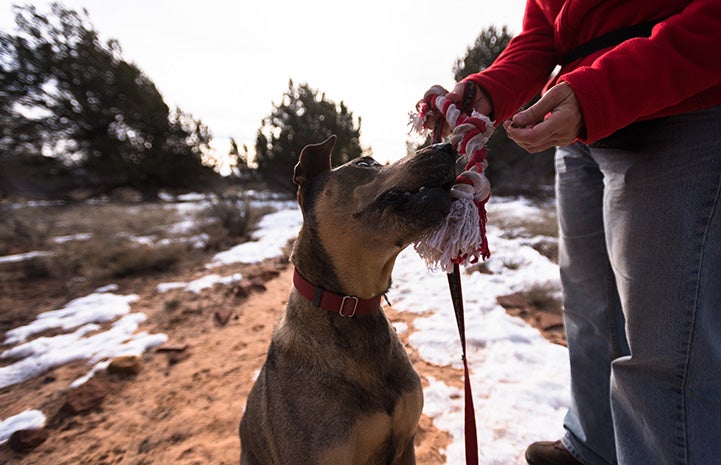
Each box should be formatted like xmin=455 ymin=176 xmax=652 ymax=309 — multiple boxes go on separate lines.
xmin=240 ymin=135 xmax=457 ymax=465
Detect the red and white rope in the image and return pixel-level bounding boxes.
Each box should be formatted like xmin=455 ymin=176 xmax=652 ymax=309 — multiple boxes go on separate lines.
xmin=410 ymin=86 xmax=494 ymax=272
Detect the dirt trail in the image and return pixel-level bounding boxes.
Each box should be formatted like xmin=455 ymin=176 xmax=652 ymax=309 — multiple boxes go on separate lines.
xmin=0 ymin=259 xmax=458 ymax=464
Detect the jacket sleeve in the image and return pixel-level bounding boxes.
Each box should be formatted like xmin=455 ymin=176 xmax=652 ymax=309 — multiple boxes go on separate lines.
xmin=462 ymin=0 xmax=558 ymax=125
xmin=560 ymin=0 xmax=721 ymax=143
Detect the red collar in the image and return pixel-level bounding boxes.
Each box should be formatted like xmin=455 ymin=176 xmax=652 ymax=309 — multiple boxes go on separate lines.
xmin=292 ymin=268 xmax=382 ymax=317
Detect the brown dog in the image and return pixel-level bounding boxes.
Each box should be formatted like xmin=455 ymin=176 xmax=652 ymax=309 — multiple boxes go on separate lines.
xmin=239 ymin=135 xmax=456 ymax=465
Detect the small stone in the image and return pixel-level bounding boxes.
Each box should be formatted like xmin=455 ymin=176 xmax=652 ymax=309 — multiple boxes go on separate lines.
xmin=536 ymin=311 xmax=564 ymax=331
xmin=234 ymin=281 xmax=253 ymax=298
xmin=108 ymin=355 xmax=142 ymax=375
xmin=249 ymin=277 xmax=266 ymax=291
xmin=63 ymin=378 xmax=109 ymax=414
xmin=167 ymin=350 xmax=191 ymax=366
xmin=214 ymin=309 xmax=233 ymax=326
xmin=259 ymin=267 xmax=280 ymax=281
xmin=157 ymin=343 xmax=188 ymax=352
xmin=8 ymin=428 xmax=49 ymax=452
xmin=496 ymin=293 xmax=527 ymax=309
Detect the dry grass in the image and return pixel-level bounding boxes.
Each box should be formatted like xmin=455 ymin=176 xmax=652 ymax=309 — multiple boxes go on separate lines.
xmin=518 ymin=281 xmax=562 ymax=312
xmin=489 ymin=205 xmax=558 ymax=239
xmin=0 ymin=206 xmax=56 ymax=255
xmin=0 ymin=194 xmax=276 ymax=288
xmin=48 ymin=239 xmax=188 ymax=282
xmin=488 ymin=200 xmax=559 ymax=263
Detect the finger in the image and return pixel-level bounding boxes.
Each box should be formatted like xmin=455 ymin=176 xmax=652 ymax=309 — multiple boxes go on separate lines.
xmin=423 ymin=85 xmax=448 ymax=102
xmin=448 ymin=82 xmax=493 ymax=116
xmin=447 ymin=82 xmax=467 ymax=102
xmin=511 ymin=84 xmax=571 ymax=128
xmin=504 ymin=119 xmax=561 ymax=153
xmin=512 ymin=101 xmax=551 ymax=129
xmin=508 ymin=124 xmax=562 ymax=152
xmin=422 ymin=111 xmax=454 ymax=138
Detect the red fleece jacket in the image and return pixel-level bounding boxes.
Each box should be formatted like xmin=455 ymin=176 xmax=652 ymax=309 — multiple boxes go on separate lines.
xmin=464 ymin=0 xmax=721 ymax=143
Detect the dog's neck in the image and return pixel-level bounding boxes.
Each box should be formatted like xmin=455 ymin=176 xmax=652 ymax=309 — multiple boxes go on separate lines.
xmin=291 ymin=226 xmax=398 ymax=300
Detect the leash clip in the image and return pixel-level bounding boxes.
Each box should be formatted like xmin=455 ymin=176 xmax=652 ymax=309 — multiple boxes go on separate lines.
xmin=339 ymin=296 xmax=359 ymax=317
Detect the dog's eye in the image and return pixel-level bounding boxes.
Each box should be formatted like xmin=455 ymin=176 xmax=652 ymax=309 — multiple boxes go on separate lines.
xmin=355 ymin=159 xmax=378 ymax=168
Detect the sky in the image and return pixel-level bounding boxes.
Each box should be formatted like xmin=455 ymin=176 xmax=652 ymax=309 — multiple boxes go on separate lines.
xmin=0 ymin=195 xmax=569 ymax=464
xmin=0 ymin=0 xmax=527 ymax=167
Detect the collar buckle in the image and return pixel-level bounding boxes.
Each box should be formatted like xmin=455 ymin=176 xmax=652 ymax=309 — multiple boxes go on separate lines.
xmin=339 ymin=296 xmax=359 ymax=317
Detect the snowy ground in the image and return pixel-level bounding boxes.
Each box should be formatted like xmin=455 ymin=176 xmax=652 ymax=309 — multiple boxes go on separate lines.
xmin=0 ymin=195 xmax=570 ymax=464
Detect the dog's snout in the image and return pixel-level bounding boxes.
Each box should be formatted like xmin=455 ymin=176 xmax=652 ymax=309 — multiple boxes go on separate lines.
xmin=429 ymin=142 xmax=454 ymax=153
xmin=429 ymin=142 xmax=457 ymax=160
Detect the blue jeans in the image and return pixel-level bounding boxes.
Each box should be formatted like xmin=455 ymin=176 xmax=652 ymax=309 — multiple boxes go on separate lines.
xmin=555 ymin=105 xmax=721 ymax=465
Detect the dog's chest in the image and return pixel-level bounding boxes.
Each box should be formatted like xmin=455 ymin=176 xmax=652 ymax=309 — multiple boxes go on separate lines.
xmin=317 ymin=386 xmax=423 ymax=465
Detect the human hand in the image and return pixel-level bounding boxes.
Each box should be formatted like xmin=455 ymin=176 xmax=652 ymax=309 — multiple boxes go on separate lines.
xmin=503 ymin=82 xmax=584 ymax=153
xmin=419 ymin=82 xmax=493 ymax=137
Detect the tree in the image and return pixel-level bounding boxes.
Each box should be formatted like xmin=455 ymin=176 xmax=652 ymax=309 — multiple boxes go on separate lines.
xmin=453 ymin=25 xmax=555 ymax=196
xmin=453 ymin=25 xmax=513 ymax=81
xmin=254 ymin=80 xmax=364 ymax=192
xmin=0 ymin=3 xmax=217 ymax=198
xmin=227 ymin=137 xmax=251 ymax=179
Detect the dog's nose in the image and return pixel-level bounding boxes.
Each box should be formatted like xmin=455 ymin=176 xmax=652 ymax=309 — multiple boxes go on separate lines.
xmin=429 ymin=142 xmax=457 ymax=159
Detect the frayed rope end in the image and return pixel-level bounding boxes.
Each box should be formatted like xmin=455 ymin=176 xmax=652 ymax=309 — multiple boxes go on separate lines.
xmin=414 ymin=199 xmax=483 ymax=273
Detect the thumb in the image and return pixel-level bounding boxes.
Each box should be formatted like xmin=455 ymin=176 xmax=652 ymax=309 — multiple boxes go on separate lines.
xmin=511 ymin=84 xmax=569 ymax=128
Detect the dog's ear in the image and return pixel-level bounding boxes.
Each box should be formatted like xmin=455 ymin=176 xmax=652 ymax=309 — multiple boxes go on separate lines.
xmin=293 ymin=135 xmax=336 ymax=188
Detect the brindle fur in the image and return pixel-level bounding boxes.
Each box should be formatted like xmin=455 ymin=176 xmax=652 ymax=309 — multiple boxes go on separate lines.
xmin=240 ymin=135 xmax=456 ymax=465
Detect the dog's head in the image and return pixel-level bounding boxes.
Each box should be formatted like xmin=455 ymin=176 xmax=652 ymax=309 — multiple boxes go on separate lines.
xmin=291 ymin=135 xmax=456 ymax=296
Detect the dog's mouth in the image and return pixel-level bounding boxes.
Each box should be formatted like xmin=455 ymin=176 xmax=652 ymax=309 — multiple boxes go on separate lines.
xmin=377 ymin=178 xmax=454 ymax=220
xmin=380 ymin=182 xmax=453 ymax=206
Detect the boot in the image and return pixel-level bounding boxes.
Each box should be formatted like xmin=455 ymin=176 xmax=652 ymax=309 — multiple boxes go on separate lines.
xmin=525 ymin=440 xmax=583 ymax=465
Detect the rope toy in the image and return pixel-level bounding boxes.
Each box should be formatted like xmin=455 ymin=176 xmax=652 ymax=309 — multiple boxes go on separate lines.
xmin=410 ymin=85 xmax=495 ymax=272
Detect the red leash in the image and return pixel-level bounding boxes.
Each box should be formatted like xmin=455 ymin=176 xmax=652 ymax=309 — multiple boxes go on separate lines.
xmin=430 ymin=86 xmax=481 ymax=465
xmin=448 ymin=263 xmax=479 ymax=465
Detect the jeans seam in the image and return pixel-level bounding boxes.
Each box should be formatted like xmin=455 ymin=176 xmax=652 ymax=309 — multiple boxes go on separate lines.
xmin=677 ymin=172 xmax=721 ymax=465
xmin=605 ymin=265 xmax=622 ymax=360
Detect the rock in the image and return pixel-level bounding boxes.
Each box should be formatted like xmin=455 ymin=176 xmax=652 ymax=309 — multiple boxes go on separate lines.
xmin=250 ymin=277 xmax=266 ymax=291
xmin=159 ymin=342 xmax=190 ymax=366
xmin=108 ymin=355 xmax=142 ymax=375
xmin=259 ymin=267 xmax=281 ymax=281
xmin=234 ymin=280 xmax=254 ymax=298
xmin=496 ymin=293 xmax=527 ymax=310
xmin=234 ymin=277 xmax=266 ymax=297
xmin=8 ymin=428 xmax=49 ymax=452
xmin=157 ymin=343 xmax=188 ymax=352
xmin=63 ymin=378 xmax=109 ymax=414
xmin=536 ymin=310 xmax=564 ymax=331
xmin=214 ymin=309 xmax=233 ymax=326
xmin=167 ymin=350 xmax=191 ymax=366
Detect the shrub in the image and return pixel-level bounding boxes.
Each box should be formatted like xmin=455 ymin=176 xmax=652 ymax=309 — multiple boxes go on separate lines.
xmin=0 ymin=206 xmax=55 ymax=254
xmin=205 ymin=194 xmax=251 ymax=238
xmin=201 ymin=195 xmax=278 ymax=250
xmin=519 ymin=281 xmax=562 ymax=312
xmin=50 ymin=238 xmax=187 ymax=281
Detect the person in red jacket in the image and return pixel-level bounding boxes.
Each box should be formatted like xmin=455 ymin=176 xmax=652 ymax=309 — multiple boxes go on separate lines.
xmin=423 ymin=1 xmax=721 ymax=464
